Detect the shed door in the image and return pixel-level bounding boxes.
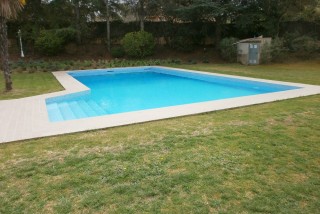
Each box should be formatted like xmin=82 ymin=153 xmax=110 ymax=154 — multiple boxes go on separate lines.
xmin=248 ymin=43 xmax=259 ymax=64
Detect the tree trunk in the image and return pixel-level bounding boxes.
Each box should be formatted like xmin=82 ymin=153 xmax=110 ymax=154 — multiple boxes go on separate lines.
xmin=215 ymin=19 xmax=222 ymax=48
xmin=139 ymin=0 xmax=145 ymax=31
xmin=75 ymin=0 xmax=82 ymax=44
xmin=139 ymin=16 xmax=144 ymax=31
xmin=105 ymin=0 xmax=111 ymax=52
xmin=0 ymin=16 xmax=12 ymax=91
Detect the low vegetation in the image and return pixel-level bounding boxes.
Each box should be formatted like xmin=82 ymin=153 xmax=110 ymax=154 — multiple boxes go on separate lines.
xmin=218 ymin=37 xmax=238 ymax=62
xmin=0 ymin=62 xmax=319 ymax=213
xmin=122 ymin=31 xmax=155 ymax=58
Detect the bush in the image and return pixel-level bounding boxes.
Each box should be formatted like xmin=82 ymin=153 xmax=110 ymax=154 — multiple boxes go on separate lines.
xmin=219 ymin=37 xmax=238 ymax=62
xmin=122 ymin=31 xmax=155 ymax=58
xmin=35 ymin=28 xmax=77 ymax=56
xmin=35 ymin=31 xmax=64 ymax=56
xmin=260 ymin=37 xmax=287 ymax=64
xmin=291 ymin=36 xmax=318 ymax=57
xmin=260 ymin=42 xmax=272 ymax=64
xmin=170 ymin=36 xmax=195 ymax=52
xmin=55 ymin=28 xmax=77 ymax=43
xmin=110 ymin=46 xmax=125 ymax=58
xmin=270 ymin=37 xmax=287 ymax=61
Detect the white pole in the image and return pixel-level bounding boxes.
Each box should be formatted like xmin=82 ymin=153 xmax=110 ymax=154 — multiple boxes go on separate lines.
xmin=18 ymin=29 xmax=24 ymax=58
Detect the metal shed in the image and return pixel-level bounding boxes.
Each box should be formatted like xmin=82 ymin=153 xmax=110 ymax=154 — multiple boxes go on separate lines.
xmin=236 ymin=36 xmax=272 ymax=65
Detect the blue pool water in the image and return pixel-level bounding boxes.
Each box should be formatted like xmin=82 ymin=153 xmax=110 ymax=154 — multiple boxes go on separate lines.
xmin=46 ymin=67 xmax=299 ymax=122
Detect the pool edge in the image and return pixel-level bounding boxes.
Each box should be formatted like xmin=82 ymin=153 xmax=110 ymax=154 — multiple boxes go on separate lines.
xmin=1 ymin=66 xmax=320 ymax=143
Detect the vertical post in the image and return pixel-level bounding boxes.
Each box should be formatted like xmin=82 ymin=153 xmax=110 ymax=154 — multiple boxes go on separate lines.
xmin=139 ymin=0 xmax=145 ymax=31
xmin=105 ymin=0 xmax=111 ymax=52
xmin=18 ymin=29 xmax=24 ymax=58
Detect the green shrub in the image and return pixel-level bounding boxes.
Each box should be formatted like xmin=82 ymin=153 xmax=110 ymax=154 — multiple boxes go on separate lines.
xmin=260 ymin=37 xmax=287 ymax=64
xmin=35 ymin=28 xmax=77 ymax=56
xmin=122 ymin=31 xmax=155 ymax=58
xmin=219 ymin=37 xmax=238 ymax=62
xmin=55 ymin=28 xmax=77 ymax=44
xmin=35 ymin=31 xmax=64 ymax=56
xmin=283 ymin=32 xmax=300 ymax=51
xmin=270 ymin=37 xmax=287 ymax=61
xmin=291 ymin=36 xmax=318 ymax=57
xmin=110 ymin=46 xmax=125 ymax=58
xmin=170 ymin=36 xmax=195 ymax=52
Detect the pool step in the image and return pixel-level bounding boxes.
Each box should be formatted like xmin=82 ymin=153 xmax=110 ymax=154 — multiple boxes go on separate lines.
xmin=77 ymin=100 xmax=98 ymax=117
xmin=46 ymin=102 xmax=64 ymax=122
xmin=47 ymin=99 xmax=109 ymax=122
xmin=86 ymin=100 xmax=108 ymax=115
xmin=69 ymin=101 xmax=87 ymax=119
xmin=59 ymin=102 xmax=77 ymax=121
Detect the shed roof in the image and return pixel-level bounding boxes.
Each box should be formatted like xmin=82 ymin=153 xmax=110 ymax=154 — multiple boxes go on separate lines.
xmin=235 ymin=36 xmax=271 ymax=44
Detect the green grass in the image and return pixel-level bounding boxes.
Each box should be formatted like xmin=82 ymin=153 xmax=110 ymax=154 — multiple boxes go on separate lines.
xmin=0 ymin=61 xmax=319 ymax=213
xmin=0 ymin=72 xmax=63 ymax=100
xmin=174 ymin=61 xmax=320 ymax=85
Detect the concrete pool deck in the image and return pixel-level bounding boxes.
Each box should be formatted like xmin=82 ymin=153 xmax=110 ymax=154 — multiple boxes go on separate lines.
xmin=1 ymin=66 xmax=320 ymax=143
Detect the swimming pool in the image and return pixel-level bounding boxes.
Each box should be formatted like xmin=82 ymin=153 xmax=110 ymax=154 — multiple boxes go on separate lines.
xmin=46 ymin=67 xmax=300 ymax=122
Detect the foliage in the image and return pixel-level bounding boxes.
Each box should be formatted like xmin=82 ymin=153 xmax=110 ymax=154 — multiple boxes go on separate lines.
xmin=170 ymin=36 xmax=195 ymax=52
xmin=55 ymin=28 xmax=77 ymax=44
xmin=4 ymin=59 xmax=179 ymax=77
xmin=0 ymin=0 xmax=24 ymax=19
xmin=34 ymin=30 xmax=64 ymax=56
xmin=110 ymin=46 xmax=125 ymax=58
xmin=260 ymin=43 xmax=272 ymax=64
xmin=270 ymin=37 xmax=287 ymax=61
xmin=5 ymin=0 xmax=320 ymax=53
xmin=122 ymin=31 xmax=155 ymax=58
xmin=0 ymin=0 xmax=25 ymax=91
xmin=291 ymin=36 xmax=319 ymax=57
xmin=261 ymin=37 xmax=287 ymax=64
xmin=218 ymin=37 xmax=238 ymax=62
xmin=34 ymin=28 xmax=77 ymax=56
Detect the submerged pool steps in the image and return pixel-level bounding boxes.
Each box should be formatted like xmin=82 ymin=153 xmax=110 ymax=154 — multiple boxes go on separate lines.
xmin=46 ymin=67 xmax=303 ymax=122
xmin=47 ymin=100 xmax=107 ymax=122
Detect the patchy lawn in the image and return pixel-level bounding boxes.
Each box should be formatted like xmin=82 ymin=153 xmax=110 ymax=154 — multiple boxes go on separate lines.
xmin=0 ymin=61 xmax=319 ymax=213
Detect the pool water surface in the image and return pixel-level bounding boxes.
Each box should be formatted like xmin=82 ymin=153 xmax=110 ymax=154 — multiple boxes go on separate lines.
xmin=46 ymin=67 xmax=299 ymax=122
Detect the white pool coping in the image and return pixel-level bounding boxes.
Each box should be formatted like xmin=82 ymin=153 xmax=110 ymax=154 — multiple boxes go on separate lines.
xmin=1 ymin=66 xmax=319 ymax=143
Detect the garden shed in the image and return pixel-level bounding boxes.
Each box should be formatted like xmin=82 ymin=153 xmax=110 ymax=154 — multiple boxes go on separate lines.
xmin=236 ymin=36 xmax=272 ymax=65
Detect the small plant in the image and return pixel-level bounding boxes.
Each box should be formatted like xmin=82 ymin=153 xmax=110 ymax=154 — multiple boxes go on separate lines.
xmin=219 ymin=37 xmax=238 ymax=62
xmin=110 ymin=46 xmax=125 ymax=58
xmin=35 ymin=30 xmax=64 ymax=56
xmin=291 ymin=36 xmax=319 ymax=58
xmin=35 ymin=28 xmax=77 ymax=56
xmin=188 ymin=59 xmax=197 ymax=64
xmin=122 ymin=31 xmax=155 ymax=58
xmin=170 ymin=36 xmax=195 ymax=52
xmin=261 ymin=37 xmax=287 ymax=64
xmin=270 ymin=37 xmax=287 ymax=62
xmin=55 ymin=28 xmax=77 ymax=44
xmin=260 ymin=42 xmax=272 ymax=64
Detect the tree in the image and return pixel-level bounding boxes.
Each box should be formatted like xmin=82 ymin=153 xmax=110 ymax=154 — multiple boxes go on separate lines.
xmin=0 ymin=0 xmax=24 ymax=91
xmin=248 ymin=0 xmax=320 ymax=36
xmin=126 ymin=0 xmax=148 ymax=31
xmin=104 ymin=0 xmax=111 ymax=51
xmin=69 ymin=0 xmax=99 ymax=44
xmin=175 ymin=0 xmax=237 ymax=46
xmin=98 ymin=0 xmax=122 ymax=51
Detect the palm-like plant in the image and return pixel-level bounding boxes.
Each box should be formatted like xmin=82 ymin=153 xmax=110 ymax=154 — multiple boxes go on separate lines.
xmin=0 ymin=0 xmax=24 ymax=91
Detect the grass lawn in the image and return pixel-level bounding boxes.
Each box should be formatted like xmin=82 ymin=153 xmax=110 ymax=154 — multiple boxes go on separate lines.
xmin=0 ymin=61 xmax=319 ymax=213
xmin=0 ymin=72 xmax=63 ymax=100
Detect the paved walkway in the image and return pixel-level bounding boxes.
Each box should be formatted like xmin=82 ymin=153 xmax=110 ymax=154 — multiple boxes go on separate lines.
xmin=1 ymin=67 xmax=320 ymax=143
